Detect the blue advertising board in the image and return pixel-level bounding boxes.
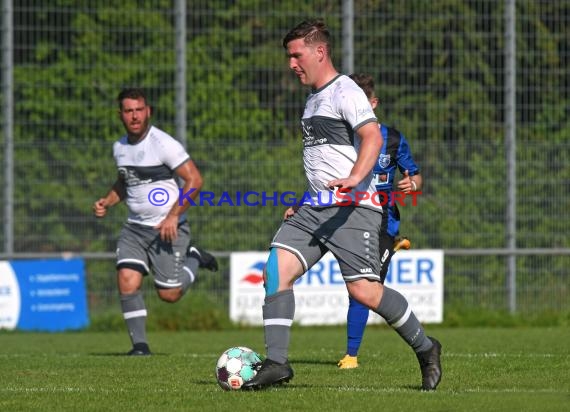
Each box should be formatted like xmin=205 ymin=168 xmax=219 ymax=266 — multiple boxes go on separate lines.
xmin=0 ymin=258 xmax=89 ymax=331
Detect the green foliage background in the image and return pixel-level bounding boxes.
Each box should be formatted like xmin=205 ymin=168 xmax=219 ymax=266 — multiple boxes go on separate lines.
xmin=2 ymin=1 xmax=569 ymax=313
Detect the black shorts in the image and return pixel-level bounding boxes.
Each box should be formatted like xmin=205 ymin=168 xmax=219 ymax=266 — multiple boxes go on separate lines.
xmin=378 ymin=232 xmax=395 ymax=283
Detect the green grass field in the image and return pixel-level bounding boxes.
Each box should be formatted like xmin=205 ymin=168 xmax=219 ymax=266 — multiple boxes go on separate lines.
xmin=1 ymin=326 xmax=568 ymax=411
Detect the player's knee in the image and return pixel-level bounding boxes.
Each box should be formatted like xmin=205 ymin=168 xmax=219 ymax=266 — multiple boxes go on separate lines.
xmin=265 ymin=248 xmax=279 ymax=296
xmin=349 ymin=281 xmax=382 ymax=309
xmin=157 ymin=288 xmax=182 ymax=303
xmin=117 ymin=268 xmax=143 ymax=294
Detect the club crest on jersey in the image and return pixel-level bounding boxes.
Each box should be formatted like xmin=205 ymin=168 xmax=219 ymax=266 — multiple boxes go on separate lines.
xmin=378 ymin=154 xmax=391 ymax=168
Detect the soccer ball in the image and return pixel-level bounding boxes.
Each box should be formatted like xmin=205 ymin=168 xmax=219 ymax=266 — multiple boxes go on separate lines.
xmin=215 ymin=346 xmax=262 ymax=390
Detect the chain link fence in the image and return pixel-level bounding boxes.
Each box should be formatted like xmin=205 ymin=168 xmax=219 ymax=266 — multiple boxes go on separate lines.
xmin=1 ymin=0 xmax=568 ymax=316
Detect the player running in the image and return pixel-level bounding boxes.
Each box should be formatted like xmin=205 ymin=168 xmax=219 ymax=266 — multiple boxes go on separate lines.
xmin=338 ymin=73 xmax=423 ymax=369
xmin=242 ymin=19 xmax=441 ymax=391
xmin=93 ymin=88 xmax=218 ymax=356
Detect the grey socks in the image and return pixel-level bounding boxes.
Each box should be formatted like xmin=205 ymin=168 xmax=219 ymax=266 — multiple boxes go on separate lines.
xmin=120 ymin=291 xmax=148 ymax=345
xmin=374 ymin=286 xmax=433 ymax=353
xmin=263 ymin=290 xmax=295 ymax=364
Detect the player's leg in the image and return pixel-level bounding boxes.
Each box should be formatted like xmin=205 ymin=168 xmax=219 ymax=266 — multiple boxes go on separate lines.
xmin=116 ymin=223 xmax=152 ymax=355
xmin=242 ymin=209 xmax=326 ymax=390
xmin=118 ymin=268 xmax=149 ymax=355
xmin=187 ymin=243 xmax=218 ymax=272
xmin=376 ymin=283 xmax=441 ymax=390
xmin=338 ymin=233 xmax=394 ymax=369
xmin=181 ymin=227 xmax=219 ymax=298
xmin=333 ymin=207 xmax=441 ymax=390
xmin=338 ymin=297 xmax=368 ymax=368
xmin=376 ymin=235 xmax=440 ymax=390
xmin=262 ymin=247 xmax=302 ymax=364
xmin=347 ymin=280 xmax=441 ymax=390
xmin=152 ymin=222 xmax=195 ymax=302
xmin=241 ymin=247 xmax=301 ymax=390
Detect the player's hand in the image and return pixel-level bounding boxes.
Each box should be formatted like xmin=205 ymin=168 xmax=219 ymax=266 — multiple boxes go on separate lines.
xmin=327 ymin=175 xmax=360 ymax=191
xmin=283 ymin=205 xmax=299 ymax=220
xmin=397 ymin=170 xmax=415 ymax=193
xmin=155 ymin=215 xmax=179 ymax=243
xmin=93 ymin=198 xmax=108 ymax=218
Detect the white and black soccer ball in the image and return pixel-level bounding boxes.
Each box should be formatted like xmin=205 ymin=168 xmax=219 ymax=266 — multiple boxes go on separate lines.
xmin=215 ymin=346 xmax=262 ymax=390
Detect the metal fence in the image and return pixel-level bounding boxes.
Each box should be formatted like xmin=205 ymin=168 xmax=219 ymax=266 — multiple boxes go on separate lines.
xmin=1 ymin=0 xmax=569 ymax=316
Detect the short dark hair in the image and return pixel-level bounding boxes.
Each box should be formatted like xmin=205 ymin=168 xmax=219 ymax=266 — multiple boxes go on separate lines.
xmin=349 ymin=73 xmax=375 ymax=99
xmin=282 ymin=18 xmax=332 ymax=55
xmin=117 ymin=88 xmax=148 ymax=109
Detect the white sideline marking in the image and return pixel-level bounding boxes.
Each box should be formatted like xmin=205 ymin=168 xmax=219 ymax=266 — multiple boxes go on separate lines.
xmin=329 ymin=387 xmax=568 ymax=394
xmin=1 ymin=386 xmax=566 ymax=395
xmin=0 ymin=353 xmax=218 ymax=358
xmin=441 ymin=352 xmax=562 ymax=358
xmin=364 ymin=352 xmax=564 ymax=359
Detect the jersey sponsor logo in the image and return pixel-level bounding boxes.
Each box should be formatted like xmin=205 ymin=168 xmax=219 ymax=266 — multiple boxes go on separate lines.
xmin=357 ymin=107 xmax=374 ymax=117
xmin=312 ymin=99 xmax=322 ymax=111
xmin=359 ymin=267 xmax=373 ymax=274
xmin=305 ymin=138 xmax=328 ymax=146
xmin=301 ymin=120 xmax=329 ymax=146
xmin=301 ymin=120 xmax=313 ymax=139
xmin=118 ymin=167 xmax=153 ymax=187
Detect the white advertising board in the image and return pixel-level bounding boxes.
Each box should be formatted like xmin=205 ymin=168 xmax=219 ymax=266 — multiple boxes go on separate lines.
xmin=230 ymin=250 xmax=444 ymax=326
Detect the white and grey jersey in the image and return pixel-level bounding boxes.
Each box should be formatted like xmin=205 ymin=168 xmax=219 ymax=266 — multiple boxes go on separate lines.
xmin=300 ymin=74 xmax=381 ymax=211
xmin=113 ymin=125 xmax=190 ymax=226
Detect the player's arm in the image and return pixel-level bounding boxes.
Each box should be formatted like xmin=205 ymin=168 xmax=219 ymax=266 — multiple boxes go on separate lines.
xmin=396 ymin=135 xmax=422 ymax=193
xmin=328 ymin=121 xmax=383 ymax=189
xmin=93 ymin=176 xmax=126 ymax=218
xmin=156 ymin=159 xmax=203 ymax=242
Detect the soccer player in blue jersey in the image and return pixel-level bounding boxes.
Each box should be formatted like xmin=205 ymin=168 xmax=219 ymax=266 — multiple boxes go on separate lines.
xmin=93 ymin=88 xmax=217 ymax=356
xmin=338 ymin=73 xmax=423 ymax=369
xmin=242 ymin=19 xmax=441 ymax=391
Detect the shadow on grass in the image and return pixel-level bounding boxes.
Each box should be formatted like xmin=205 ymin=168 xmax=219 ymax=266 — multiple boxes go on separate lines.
xmin=289 ymin=358 xmax=336 ymax=366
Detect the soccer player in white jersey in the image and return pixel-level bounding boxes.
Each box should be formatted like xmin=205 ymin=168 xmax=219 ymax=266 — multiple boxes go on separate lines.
xmin=93 ymin=88 xmax=217 ymax=356
xmin=242 ymin=19 xmax=441 ymax=391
